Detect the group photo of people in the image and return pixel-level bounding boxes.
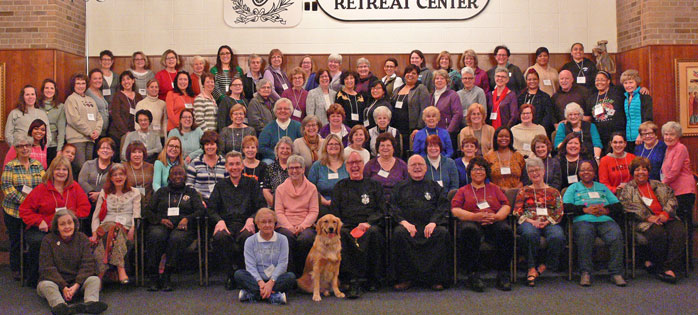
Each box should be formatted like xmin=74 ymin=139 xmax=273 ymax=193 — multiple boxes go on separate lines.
xmin=2 ymin=43 xmax=696 ymax=313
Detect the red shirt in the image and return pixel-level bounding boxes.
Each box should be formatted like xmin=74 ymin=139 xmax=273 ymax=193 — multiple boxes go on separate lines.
xmin=638 ymin=182 xmax=667 ymax=218
xmin=19 ymin=181 xmax=91 ymax=228
xmin=599 ymin=153 xmax=636 ymax=193
xmin=155 ymin=70 xmax=177 ymax=101
xmin=451 ymin=183 xmax=508 ymax=214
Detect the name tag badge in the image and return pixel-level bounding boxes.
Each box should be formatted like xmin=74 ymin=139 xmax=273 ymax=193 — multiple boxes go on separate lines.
xmin=587 ymin=191 xmax=601 ymax=199
xmin=87 ymin=113 xmax=96 ymax=121
xmin=577 ymin=76 xmax=586 ymax=84
xmin=225 ymin=85 xmax=230 ymax=93
xmin=363 ymin=120 xmax=370 ymax=127
xmin=208 ymin=184 xmax=216 ymax=193
xmin=293 ymin=109 xmax=302 ymax=118
xmin=153 ymin=125 xmax=161 ymax=131
xmin=437 ymin=180 xmax=444 ymax=187
xmin=477 ymin=201 xmax=490 ymax=210
xmin=138 ymin=89 xmax=146 ymax=95
xmin=21 ymin=185 xmax=32 ymax=194
xmin=395 ymin=101 xmax=403 ymax=109
xmin=171 ymin=83 xmax=174 ymax=88
xmin=378 ymin=169 xmax=390 ymax=178
xmin=489 ymin=112 xmax=498 ymax=120
xmin=130 ymin=107 xmax=137 ymax=115
xmin=281 ymin=83 xmax=289 ymax=90
xmin=594 ymin=105 xmax=604 ymax=116
xmin=351 ymin=113 xmax=359 ymax=121
xmin=536 ymin=207 xmax=548 ymax=216
xmin=508 ymin=72 xmax=512 ymax=77
xmin=660 ymin=172 xmax=665 ymax=181
xmin=523 ymin=143 xmax=531 ymax=151
xmin=263 ymin=264 xmax=275 ymax=278
xmin=167 ymin=207 xmax=180 ymax=217
xmin=567 ymin=175 xmax=578 ymax=183
xmin=328 ymin=172 xmax=339 ymax=180
xmin=102 ymin=89 xmax=111 ymax=96
xmin=55 ymin=207 xmax=67 ymax=212
xmin=185 ymin=103 xmax=193 ymax=109
xmin=642 ymin=196 xmax=654 ymax=207
xmin=543 ymin=79 xmax=552 ymax=86
xmin=136 ymin=187 xmax=145 ymax=195
xmin=500 ymin=167 xmax=511 ymax=175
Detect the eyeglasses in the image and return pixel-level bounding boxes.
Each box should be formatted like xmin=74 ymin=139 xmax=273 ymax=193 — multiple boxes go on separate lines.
xmin=346 ymin=161 xmax=363 ymax=165
xmin=640 ymin=132 xmax=655 ymax=137
xmin=231 ymin=83 xmax=243 ymax=87
xmin=168 ymin=144 xmax=181 ymax=149
xmin=471 ymin=167 xmax=486 ymax=173
xmin=288 ymin=166 xmax=303 ymax=171
xmin=219 ymin=52 xmax=232 ymax=56
xmin=166 ymin=57 xmax=177 ymax=60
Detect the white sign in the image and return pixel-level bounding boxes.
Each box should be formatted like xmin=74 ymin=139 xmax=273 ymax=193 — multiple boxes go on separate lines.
xmin=224 ymin=0 xmax=302 ymax=27
xmin=317 ymin=0 xmax=489 ymax=21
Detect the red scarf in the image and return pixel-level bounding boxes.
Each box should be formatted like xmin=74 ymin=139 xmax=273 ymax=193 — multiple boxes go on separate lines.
xmin=491 ymin=87 xmax=509 ymax=129
xmin=98 ymin=193 xmax=109 ymax=222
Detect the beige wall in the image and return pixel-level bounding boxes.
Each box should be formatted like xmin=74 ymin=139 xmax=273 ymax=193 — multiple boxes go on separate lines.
xmin=86 ymin=0 xmax=618 ymax=56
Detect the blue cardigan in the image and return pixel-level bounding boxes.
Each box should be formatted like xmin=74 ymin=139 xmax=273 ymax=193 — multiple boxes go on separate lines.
xmin=421 ymin=155 xmax=459 ymax=193
xmin=258 ymin=120 xmax=302 ymax=161
xmin=413 ymin=127 xmax=454 ymax=158
xmin=244 ymin=231 xmax=289 ymax=282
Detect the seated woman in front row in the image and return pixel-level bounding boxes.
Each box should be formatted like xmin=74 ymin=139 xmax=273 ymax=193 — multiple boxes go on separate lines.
xmin=451 ymin=157 xmax=513 ymax=292
xmin=235 ymin=208 xmax=295 ymax=305
xmin=513 ymin=156 xmax=565 ymax=287
xmin=38 ymin=209 xmax=108 ymax=315
xmin=563 ymin=160 xmax=626 ymax=287
xmin=619 ymin=157 xmax=685 ymax=284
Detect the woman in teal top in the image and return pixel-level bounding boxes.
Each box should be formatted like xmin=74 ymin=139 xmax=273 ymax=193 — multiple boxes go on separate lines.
xmin=562 ymin=160 xmax=626 ymax=287
xmin=153 ymin=136 xmax=184 ymax=191
xmin=307 ymin=135 xmax=348 ymax=216
xmin=167 ymin=109 xmax=204 ymax=163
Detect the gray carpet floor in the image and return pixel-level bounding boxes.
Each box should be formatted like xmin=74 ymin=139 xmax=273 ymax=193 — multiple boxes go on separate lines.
xmin=3 ymin=266 xmax=698 ymax=315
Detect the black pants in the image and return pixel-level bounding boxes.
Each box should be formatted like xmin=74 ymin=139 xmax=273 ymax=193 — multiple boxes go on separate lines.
xmin=145 ymin=225 xmax=197 ymax=275
xmin=47 ymin=146 xmax=58 ymax=167
xmin=339 ymin=225 xmax=385 ymax=283
xmin=390 ymin=225 xmax=451 ymax=285
xmin=3 ymin=213 xmax=22 ymax=272
xmin=25 ymin=227 xmax=47 ymax=286
xmin=212 ymin=221 xmax=253 ymax=275
xmin=676 ymin=193 xmax=695 ymax=267
xmin=643 ymin=220 xmax=686 ymax=273
xmin=276 ymin=227 xmax=316 ymax=275
xmin=457 ymin=220 xmax=513 ymax=274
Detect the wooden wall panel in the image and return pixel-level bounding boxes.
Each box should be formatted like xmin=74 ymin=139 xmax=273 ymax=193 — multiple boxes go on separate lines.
xmin=54 ymin=50 xmax=87 ymax=100
xmin=88 ymin=52 xmax=600 ymax=82
xmin=0 ymin=50 xmax=56 ymax=115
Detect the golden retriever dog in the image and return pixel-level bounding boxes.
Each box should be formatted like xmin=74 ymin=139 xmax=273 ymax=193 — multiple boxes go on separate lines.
xmin=297 ymin=214 xmax=344 ymax=301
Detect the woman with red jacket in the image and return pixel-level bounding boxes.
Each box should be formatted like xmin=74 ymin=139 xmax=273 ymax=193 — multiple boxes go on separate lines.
xmin=19 ymin=155 xmax=90 ymax=287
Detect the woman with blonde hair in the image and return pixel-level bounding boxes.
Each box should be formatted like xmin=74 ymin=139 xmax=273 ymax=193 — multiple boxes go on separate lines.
xmin=458 ymin=103 xmax=495 ymax=155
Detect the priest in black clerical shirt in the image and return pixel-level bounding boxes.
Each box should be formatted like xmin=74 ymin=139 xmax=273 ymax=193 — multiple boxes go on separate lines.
xmin=330 ymin=151 xmax=386 ymax=299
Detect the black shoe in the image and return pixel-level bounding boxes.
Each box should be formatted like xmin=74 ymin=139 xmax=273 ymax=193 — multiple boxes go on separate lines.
xmin=83 ymin=301 xmax=108 ymax=314
xmin=657 ymin=272 xmax=678 ymax=284
xmin=68 ymin=303 xmax=85 ymax=314
xmin=467 ymin=274 xmax=485 ymax=293
xmin=225 ymin=275 xmax=236 ymax=291
xmin=147 ymin=276 xmax=161 ymax=292
xmin=161 ymin=274 xmax=173 ymax=292
xmin=364 ymin=280 xmax=380 ymax=292
xmin=496 ymin=273 xmax=512 ymax=291
xmin=51 ymin=303 xmax=71 ymax=315
xmin=346 ymin=284 xmax=362 ymax=299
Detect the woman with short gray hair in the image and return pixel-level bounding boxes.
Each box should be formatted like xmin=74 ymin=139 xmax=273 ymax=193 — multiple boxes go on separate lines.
xmin=293 ymin=115 xmax=324 ymax=173
xmin=327 ymin=53 xmax=343 ymax=91
xmin=355 ymin=57 xmax=378 ymax=96
xmin=262 ymin=137 xmax=295 ymax=207
xmin=553 ymin=102 xmax=603 ymax=160
xmin=247 ymin=78 xmax=279 ymax=133
xmin=514 ymin=155 xmax=565 ymax=287
xmin=660 ymin=121 xmax=696 ymax=264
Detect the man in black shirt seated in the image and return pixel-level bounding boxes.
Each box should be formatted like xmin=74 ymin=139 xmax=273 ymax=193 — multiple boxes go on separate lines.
xmin=208 ymin=151 xmax=266 ymax=290
xmin=331 ymin=152 xmax=386 ymax=298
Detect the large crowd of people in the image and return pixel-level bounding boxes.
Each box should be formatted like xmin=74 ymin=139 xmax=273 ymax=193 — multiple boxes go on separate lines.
xmin=2 ymin=44 xmax=695 ymax=313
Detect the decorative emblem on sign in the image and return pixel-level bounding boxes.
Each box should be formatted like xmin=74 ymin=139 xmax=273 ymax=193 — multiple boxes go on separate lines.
xmin=231 ymin=0 xmax=294 ymax=24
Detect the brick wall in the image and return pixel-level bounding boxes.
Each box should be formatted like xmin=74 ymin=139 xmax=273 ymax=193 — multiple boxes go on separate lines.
xmin=617 ymin=0 xmax=698 ymax=51
xmin=0 ymin=0 xmax=85 ymax=55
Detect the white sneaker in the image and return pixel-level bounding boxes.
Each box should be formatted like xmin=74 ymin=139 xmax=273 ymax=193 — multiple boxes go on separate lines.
xmin=269 ymin=292 xmax=287 ymax=305
xmin=238 ymin=289 xmax=252 ymax=302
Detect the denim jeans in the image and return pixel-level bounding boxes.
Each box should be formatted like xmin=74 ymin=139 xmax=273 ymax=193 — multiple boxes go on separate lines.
xmin=518 ymin=222 xmax=565 ymax=270
xmin=573 ymin=220 xmax=623 ymax=275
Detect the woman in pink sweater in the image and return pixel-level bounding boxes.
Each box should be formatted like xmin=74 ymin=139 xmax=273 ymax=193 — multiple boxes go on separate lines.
xmin=274 ymin=154 xmax=319 ymax=274
xmin=661 ymin=121 xmax=696 ymax=264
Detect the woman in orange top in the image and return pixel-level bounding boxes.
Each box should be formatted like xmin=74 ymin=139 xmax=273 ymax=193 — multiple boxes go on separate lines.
xmin=598 ymin=132 xmax=635 ymax=194
xmin=166 ymin=71 xmax=196 ymax=132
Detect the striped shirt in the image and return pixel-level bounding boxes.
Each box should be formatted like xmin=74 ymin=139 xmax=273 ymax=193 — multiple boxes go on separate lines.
xmin=193 ymin=95 xmax=218 ymax=132
xmin=1 ymin=158 xmax=45 ymax=218
xmin=185 ymin=154 xmax=227 ymax=199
